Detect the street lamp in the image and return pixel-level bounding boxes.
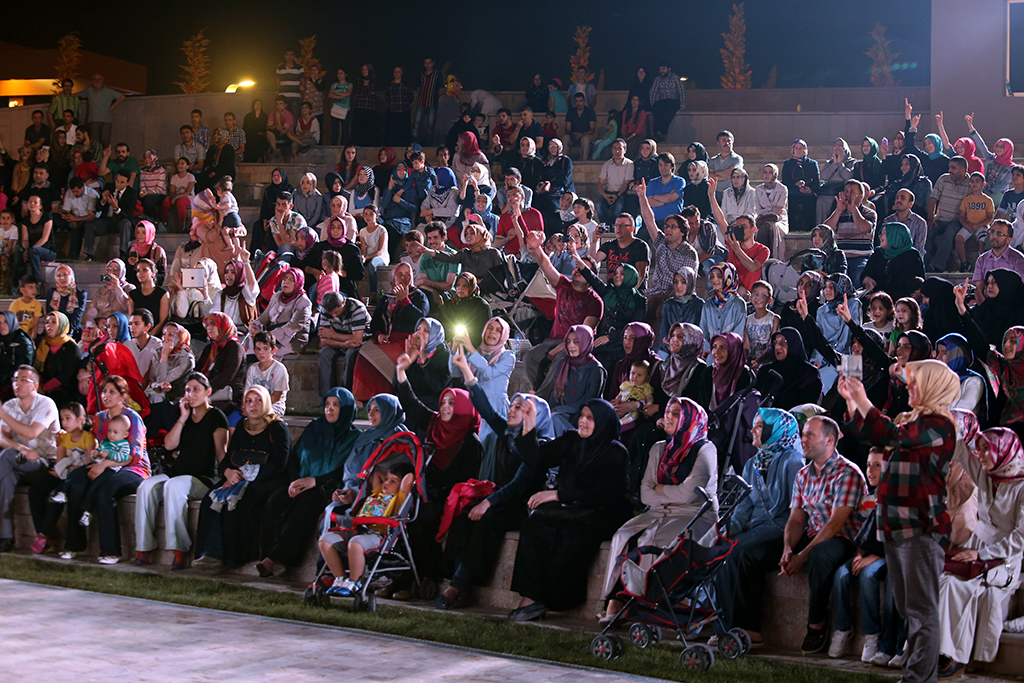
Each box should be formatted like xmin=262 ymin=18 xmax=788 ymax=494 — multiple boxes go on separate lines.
xmin=225 ymin=80 xmax=256 ymax=93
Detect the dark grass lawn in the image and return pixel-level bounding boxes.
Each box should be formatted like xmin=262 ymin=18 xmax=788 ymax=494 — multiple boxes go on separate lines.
xmin=0 ymin=554 xmax=895 ymax=683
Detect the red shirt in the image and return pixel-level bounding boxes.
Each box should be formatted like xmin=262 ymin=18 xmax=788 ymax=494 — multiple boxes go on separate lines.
xmin=494 ymin=122 xmax=516 ymax=149
xmin=495 ymin=208 xmax=543 ymax=255
xmin=727 ymin=241 xmax=770 ymax=292
xmin=551 ymin=275 xmax=603 ymax=339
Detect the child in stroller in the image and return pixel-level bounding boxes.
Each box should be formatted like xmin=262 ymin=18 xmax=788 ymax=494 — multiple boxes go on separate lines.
xmin=318 ymin=462 xmax=415 ymax=597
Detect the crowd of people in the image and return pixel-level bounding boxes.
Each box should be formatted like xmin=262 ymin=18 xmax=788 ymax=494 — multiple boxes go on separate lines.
xmin=1 ymin=60 xmax=1024 ymax=683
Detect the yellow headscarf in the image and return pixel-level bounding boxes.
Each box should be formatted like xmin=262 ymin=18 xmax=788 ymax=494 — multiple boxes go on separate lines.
xmin=35 ymin=312 xmax=73 ymax=366
xmin=894 ymin=359 xmax=961 ymax=429
xmin=241 ymin=385 xmax=280 ymax=426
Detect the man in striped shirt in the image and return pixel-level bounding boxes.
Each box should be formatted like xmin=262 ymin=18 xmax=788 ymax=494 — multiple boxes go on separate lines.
xmin=925 ymin=156 xmax=970 ymax=273
xmin=413 ymin=57 xmax=442 ymax=145
xmin=276 ymin=50 xmax=305 ymax=119
xmin=317 ymin=291 xmax=369 ymax=395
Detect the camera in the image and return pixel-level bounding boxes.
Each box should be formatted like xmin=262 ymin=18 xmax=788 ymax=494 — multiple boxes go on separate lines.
xmin=100 ymin=274 xmax=112 ymax=283
xmin=728 ymin=224 xmax=746 ymax=241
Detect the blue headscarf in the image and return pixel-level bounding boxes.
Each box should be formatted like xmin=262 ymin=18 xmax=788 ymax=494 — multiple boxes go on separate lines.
xmin=938 ymin=333 xmax=982 ymax=383
xmin=344 ymin=394 xmax=407 ymax=489
xmin=435 ymin=167 xmax=456 ymax=188
xmin=507 ymin=393 xmax=554 ymax=441
xmin=415 ymin=317 xmax=447 ymax=361
xmin=754 ymin=408 xmax=801 ymax=472
xmin=110 ymin=311 xmax=131 ymax=343
xmin=816 ymin=274 xmax=858 ymax=354
xmin=297 ymin=388 xmax=361 ymax=478
xmin=925 ymin=133 xmax=944 ymax=160
xmin=0 ymin=311 xmax=20 ymax=341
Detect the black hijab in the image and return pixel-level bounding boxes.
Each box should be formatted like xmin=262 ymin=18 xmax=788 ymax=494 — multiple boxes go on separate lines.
xmin=897 ymin=153 xmax=925 ymax=188
xmin=760 ymin=327 xmax=822 ymax=408
xmin=260 ymin=168 xmax=294 ymax=220
xmin=679 ymin=142 xmax=709 ymax=180
xmin=973 ymin=268 xmax=1024 ymax=346
xmin=577 ymin=398 xmax=622 ymax=464
xmin=920 ymin=277 xmax=962 ymax=344
xmin=627 ymin=71 xmax=651 ymax=110
xmin=900 ymin=329 xmax=934 ymax=362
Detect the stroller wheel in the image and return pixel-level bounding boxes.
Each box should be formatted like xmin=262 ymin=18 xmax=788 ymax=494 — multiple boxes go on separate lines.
xmin=629 ymin=623 xmax=654 ymax=649
xmin=590 ymin=634 xmax=623 ymax=660
xmin=717 ymin=631 xmax=743 ymax=660
xmin=680 ymin=644 xmax=715 ymax=671
xmin=302 ymin=586 xmax=316 ymax=607
xmin=352 ymin=592 xmax=366 ymax=613
xmin=315 ymin=585 xmax=330 ymax=609
xmin=649 ymin=625 xmax=663 ymax=645
xmin=417 ymin=577 xmax=438 ymax=601
xmin=730 ymin=628 xmax=753 ymax=655
xmin=367 ymin=591 xmax=377 ymax=613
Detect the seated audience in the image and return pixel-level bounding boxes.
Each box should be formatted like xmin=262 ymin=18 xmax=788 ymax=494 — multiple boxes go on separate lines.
xmin=249 ymin=267 xmax=312 ymax=356
xmin=46 ymin=264 xmax=87 ymax=340
xmin=699 ymin=262 xmax=745 ymax=350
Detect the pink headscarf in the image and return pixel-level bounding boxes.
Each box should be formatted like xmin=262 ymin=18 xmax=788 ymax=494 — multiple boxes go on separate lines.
xmin=553 ymin=324 xmax=597 ymax=400
xmin=979 ymin=428 xmax=1024 ymax=483
xmin=134 ymin=220 xmax=156 ymax=256
xmin=477 ymin=316 xmax=510 ymax=366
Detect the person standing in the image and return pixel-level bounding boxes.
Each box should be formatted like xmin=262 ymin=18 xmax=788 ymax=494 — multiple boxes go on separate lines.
xmin=48 ymin=79 xmax=80 ymax=131
xmin=275 ymin=50 xmax=305 ymax=120
xmin=839 ymin=361 xmax=960 ymax=683
xmin=384 ymin=67 xmax=414 ymax=147
xmin=596 ymin=139 xmax=634 ymax=225
xmin=649 ymin=63 xmax=685 ymax=141
xmin=77 ymin=73 xmax=124 ymax=147
xmin=413 ymin=58 xmax=442 ymax=145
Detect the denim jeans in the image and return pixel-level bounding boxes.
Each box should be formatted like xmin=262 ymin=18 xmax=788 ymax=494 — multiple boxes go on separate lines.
xmin=26 ymin=245 xmax=57 ymax=284
xmin=365 ymin=256 xmax=388 ymax=295
xmin=832 ymin=556 xmax=887 ymax=633
xmin=413 ymin=106 xmax=437 ymax=144
xmin=596 ymin=194 xmax=626 ymax=225
xmin=846 ymin=254 xmax=870 ymax=289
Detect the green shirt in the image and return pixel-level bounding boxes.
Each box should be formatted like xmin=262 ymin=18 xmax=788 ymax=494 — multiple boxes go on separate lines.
xmin=420 ymin=247 xmax=459 ymax=288
xmin=108 ymin=157 xmax=141 ymax=193
xmin=48 ymin=94 xmax=81 ymax=122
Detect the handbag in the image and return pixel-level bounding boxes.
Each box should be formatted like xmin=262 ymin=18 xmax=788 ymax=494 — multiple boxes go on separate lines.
xmin=943 ymin=547 xmax=1005 ymax=581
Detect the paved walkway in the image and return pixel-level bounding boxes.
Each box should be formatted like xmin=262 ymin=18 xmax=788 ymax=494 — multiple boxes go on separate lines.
xmin=0 ymin=579 xmax=656 ymax=682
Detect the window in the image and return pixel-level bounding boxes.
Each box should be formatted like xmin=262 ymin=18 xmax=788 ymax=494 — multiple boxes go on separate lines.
xmin=1007 ymin=1 xmax=1024 ymax=95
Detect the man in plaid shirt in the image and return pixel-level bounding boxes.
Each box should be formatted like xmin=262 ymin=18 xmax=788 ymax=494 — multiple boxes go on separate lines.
xmin=384 ymin=67 xmax=414 ymax=147
xmin=839 ymin=366 xmax=957 ymax=683
xmin=780 ymin=415 xmax=866 ymax=654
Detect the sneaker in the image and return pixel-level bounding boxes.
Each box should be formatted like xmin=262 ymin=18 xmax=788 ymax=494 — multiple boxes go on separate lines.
xmin=98 ymin=555 xmax=119 ymax=565
xmin=870 ymin=651 xmax=892 ymax=667
xmin=958 ymin=262 xmax=972 ymax=273
xmin=707 ymin=635 xmax=718 ymax=647
xmin=1005 ymin=616 xmax=1024 ymax=633
xmin=49 ymin=491 xmax=66 ymax=504
xmin=171 ymin=550 xmax=187 ymax=570
xmin=828 ymin=629 xmax=853 ymax=658
xmin=58 ymin=550 xmax=77 ymax=560
xmin=888 ymin=651 xmax=905 ymax=668
xmin=860 ymin=633 xmax=880 ymax=663
xmin=30 ymin=534 xmax=49 ymax=554
xmin=938 ymin=658 xmax=966 ymax=679
xmin=327 ymin=578 xmax=356 ymax=597
xmin=801 ymin=627 xmax=829 ymax=655
xmin=79 ymin=512 xmax=91 ymax=527
xmin=133 ymin=551 xmax=151 ymax=566
xmin=191 ymin=555 xmax=223 ymax=574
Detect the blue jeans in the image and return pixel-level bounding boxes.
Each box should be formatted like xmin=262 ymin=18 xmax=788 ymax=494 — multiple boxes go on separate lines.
xmin=880 ymin=576 xmax=908 ymax=655
xmin=846 ymin=255 xmax=870 ymax=289
xmin=596 ymin=193 xmax=625 ymax=225
xmin=833 ymin=556 xmax=887 ymax=633
xmin=27 ymin=246 xmax=57 ymax=284
xmin=365 ymin=256 xmax=388 ymax=295
xmin=413 ymin=106 xmax=437 ymax=144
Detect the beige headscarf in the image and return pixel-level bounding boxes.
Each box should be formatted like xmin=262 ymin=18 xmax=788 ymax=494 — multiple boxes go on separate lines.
xmin=894 ymin=359 xmax=960 ymax=428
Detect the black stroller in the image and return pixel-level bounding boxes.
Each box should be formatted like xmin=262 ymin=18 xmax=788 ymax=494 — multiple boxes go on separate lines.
xmin=590 ymin=474 xmax=753 ymax=672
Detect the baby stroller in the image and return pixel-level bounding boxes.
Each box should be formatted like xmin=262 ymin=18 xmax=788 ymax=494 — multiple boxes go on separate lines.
xmin=302 ymin=431 xmax=438 ymax=613
xmin=590 ymin=474 xmax=753 ymax=672
xmin=763 ymin=247 xmax=827 ymax=309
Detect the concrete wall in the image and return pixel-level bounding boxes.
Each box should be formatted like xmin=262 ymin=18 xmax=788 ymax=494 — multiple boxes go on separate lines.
xmin=932 ymin=0 xmax=1024 ymax=141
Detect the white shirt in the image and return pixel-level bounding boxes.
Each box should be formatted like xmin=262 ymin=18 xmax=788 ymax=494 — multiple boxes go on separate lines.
xmin=600 ymin=157 xmax=635 ymax=194
xmin=125 ymin=336 xmax=161 ymax=382
xmin=62 ymin=186 xmax=100 ymax=218
xmin=2 ymin=393 xmax=60 ymax=460
xmin=245 ymin=360 xmax=289 ymax=416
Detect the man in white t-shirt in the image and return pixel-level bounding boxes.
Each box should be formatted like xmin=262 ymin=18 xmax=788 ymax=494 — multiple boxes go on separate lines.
xmin=247 ymin=333 xmax=289 ymax=417
xmin=597 ymin=139 xmax=635 ymax=225
xmin=0 ymin=365 xmax=60 ymax=551
xmin=126 ymin=309 xmax=161 ymax=384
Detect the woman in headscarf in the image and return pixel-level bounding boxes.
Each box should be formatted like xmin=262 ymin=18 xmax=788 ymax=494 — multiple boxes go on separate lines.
xmin=193 ymin=176 xmax=243 ymax=275
xmin=300 ymin=216 xmax=364 ymax=300
xmin=854 ymin=137 xmax=885 ymax=194
xmin=169 ymin=257 xmax=223 ymax=331
xmin=526 ymin=73 xmax=549 ymax=114
xmin=195 ymin=312 xmax=246 ymax=411
xmin=242 ymin=99 xmax=269 ymax=163
xmin=679 ymin=142 xmax=710 ymax=184
xmin=509 ymin=137 xmax=544 ymax=193
xmin=138 ymin=149 xmax=168 ymax=220
xmin=420 ymin=166 xmax=460 ymax=228
xmin=627 ymin=67 xmax=652 ymax=111
xmin=126 ymin=220 xmax=168 ymax=288
xmin=544 ymin=325 xmax=607 ymax=436
xmin=292 ymin=171 xmax=326 ymax=228
xmin=83 ymin=259 xmax=134 ymax=332
xmin=953 ymin=136 xmax=986 ymax=176
xmin=45 ymin=264 xmax=87 ymax=339
xmin=607 ymin=321 xmax=661 ymax=400
xmin=966 ymin=117 xmax=1015 ymax=206
xmin=145 ymin=322 xmax=195 ymax=407
xmin=193 ymin=385 xmax=291 ymax=573
xmin=816 ymin=138 xmax=856 ymax=224
xmin=535 ymin=138 xmax=575 ymax=233
xmin=10 ymin=146 xmax=32 ymax=196
xmin=352 ymin=262 xmax=430 ymax=403
xmin=660 ymin=323 xmax=709 ymax=400
xmin=34 ymin=312 xmax=83 ymax=407
xmin=399 ymin=317 xmax=452 ymax=410
xmin=699 ymin=331 xmax=755 ymax=411
xmin=335 ymin=394 xmax=407 ymax=502
xmin=506 ymin=397 xmax=632 ymax=621
xmin=454 ymin=131 xmax=488 ymax=179
xmin=254 ymin=168 xmax=293 ymax=252
xmin=716 ymin=407 xmax=805 ymax=644
xmin=937 ymin=333 xmax=988 ymax=417
xmin=781 ymin=139 xmax=820 ymax=232
xmin=656 ymin=266 xmax=703 ymax=358
xmin=948 ymin=409 xmax=981 ymax=548
xmin=809 ymin=224 xmax=848 ymax=276
xmin=757 ymin=327 xmax=822 ymax=410
xmin=211 ymin=259 xmax=258 ymax=331
xmin=250 ymin=267 xmax=311 ymax=356
xmin=883 ymin=153 xmax=931 ymax=217
xmin=884 ymin=329 xmax=933 ymax=418
xmin=937 ymin=428 xmax=1024 ymax=678
xmin=197 ymin=128 xmax=235 ymax=193
xmin=861 ymin=222 xmax=925 ymax=300
xmin=85 ymin=313 xmax=149 ymax=418
xmin=436 ymin=392 xmax=555 ymax=610
xmin=0 ymin=311 xmax=34 ymax=401
xmin=372 ymin=148 xmax=397 ymax=195
xmin=809 ymin=273 xmax=860 ymax=394
xmin=255 ymin=387 xmax=361 ymax=577
xmin=722 ymin=167 xmax=757 ymax=225
xmin=435 ymin=272 xmax=491 ymax=347
xmin=779 ymin=270 xmax=824 ymax=332
xmin=755 ymin=163 xmax=790 ymax=251
xmin=972 ymin=269 xmax=1024 ymax=349
xmin=599 ymin=397 xmax=720 ymax=625
xmin=347 ymin=166 xmax=379 ymax=217
xmin=699 ymin=262 xmax=746 ymax=352
xmin=683 ymin=160 xmax=713 ymax=220
xmin=920 ymin=276 xmax=967 ymax=344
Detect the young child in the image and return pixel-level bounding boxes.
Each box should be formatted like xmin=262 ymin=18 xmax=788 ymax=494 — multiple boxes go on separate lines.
xmin=359 ymin=205 xmax=390 ymax=298
xmin=47 ymin=403 xmax=96 ymax=503
xmin=79 ymin=414 xmax=133 ymax=527
xmin=865 ymin=292 xmax=894 ymax=337
xmin=317 ymin=250 xmax=342 ymax=307
xmin=10 ymin=275 xmax=43 ymax=338
xmin=473 ymin=113 xmax=489 ymax=145
xmin=590 ymin=109 xmax=620 ymax=160
xmin=245 ymin=331 xmax=289 ymax=418
xmin=542 ymin=111 xmax=559 ymax=148
xmin=617 ymin=360 xmax=654 ymax=429
xmin=744 ymin=280 xmax=780 ymax=365
xmin=957 ymin=171 xmax=995 ymax=272
xmin=319 ymin=463 xmax=415 ymax=596
xmin=887 ymin=296 xmax=922 ymax=355
xmin=0 ymin=209 xmax=18 ymax=294
xmin=829 ymin=447 xmax=904 ymax=666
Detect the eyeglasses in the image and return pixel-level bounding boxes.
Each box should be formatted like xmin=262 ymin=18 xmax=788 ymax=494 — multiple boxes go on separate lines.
xmin=12 ymin=377 xmax=37 ymax=384
xmin=987 ymin=229 xmax=1008 ymax=237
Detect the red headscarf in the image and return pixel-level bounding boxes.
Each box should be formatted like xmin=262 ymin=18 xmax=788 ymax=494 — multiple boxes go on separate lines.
xmin=955 ymin=137 xmax=985 ymax=175
xmin=201 ymin=312 xmax=238 ymax=373
xmin=133 ymin=220 xmax=156 ymax=256
xmin=711 ymin=332 xmax=746 ymax=408
xmin=427 ymin=388 xmax=481 ymax=470
xmin=378 ymin=147 xmax=397 ymax=171
xmin=222 ymin=260 xmax=245 ymax=299
xmin=279 ymin=267 xmax=306 ymax=304
xmin=458 ymin=131 xmax=483 ymax=157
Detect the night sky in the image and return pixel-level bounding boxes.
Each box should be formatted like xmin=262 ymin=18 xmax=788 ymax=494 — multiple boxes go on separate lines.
xmin=8 ymin=0 xmax=931 ymax=94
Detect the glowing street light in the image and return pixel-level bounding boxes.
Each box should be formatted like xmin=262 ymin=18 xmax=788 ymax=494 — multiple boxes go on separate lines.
xmin=225 ymin=80 xmax=256 ymax=93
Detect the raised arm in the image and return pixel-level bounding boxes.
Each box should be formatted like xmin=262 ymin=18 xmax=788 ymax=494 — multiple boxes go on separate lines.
xmin=637 ymin=178 xmax=660 ymax=243
xmin=525 ymin=230 xmax=561 ymax=285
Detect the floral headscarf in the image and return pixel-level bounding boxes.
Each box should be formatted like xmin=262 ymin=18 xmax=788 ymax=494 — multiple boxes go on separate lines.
xmin=709 ymin=262 xmax=739 ymax=308
xmin=661 ymin=323 xmax=704 ymax=397
xmin=35 ymin=312 xmax=72 ymax=365
xmin=978 ymin=428 xmax=1024 ymax=482
xmin=657 ymin=397 xmax=709 ymax=485
xmin=754 ymin=408 xmax=801 ymax=473
xmin=50 ymin=264 xmax=79 ymax=313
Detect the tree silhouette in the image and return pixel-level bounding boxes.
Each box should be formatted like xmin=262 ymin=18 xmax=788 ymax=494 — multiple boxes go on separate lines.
xmin=174 ymin=30 xmax=211 ymax=94
xmin=569 ymin=26 xmax=595 ymax=86
xmin=721 ymin=3 xmax=752 ymax=89
xmin=299 ymin=35 xmax=317 ymax=70
xmin=865 ymin=24 xmax=899 ymax=87
xmin=53 ymin=33 xmax=83 ymax=94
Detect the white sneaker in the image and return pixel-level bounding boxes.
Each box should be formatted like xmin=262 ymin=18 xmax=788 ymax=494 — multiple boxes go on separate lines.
xmin=58 ymin=550 xmax=76 ymax=560
xmin=870 ymin=651 xmax=892 ymax=667
xmin=79 ymin=512 xmax=91 ymax=527
xmin=707 ymin=635 xmax=718 ymax=646
xmin=828 ymin=629 xmax=853 ymax=658
xmin=49 ymin=491 xmax=66 ymax=504
xmin=888 ymin=650 xmax=905 ymax=668
xmin=1005 ymin=616 xmax=1024 ymax=633
xmin=98 ymin=556 xmax=119 ymax=565
xmin=860 ymin=634 xmax=880 ymax=663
